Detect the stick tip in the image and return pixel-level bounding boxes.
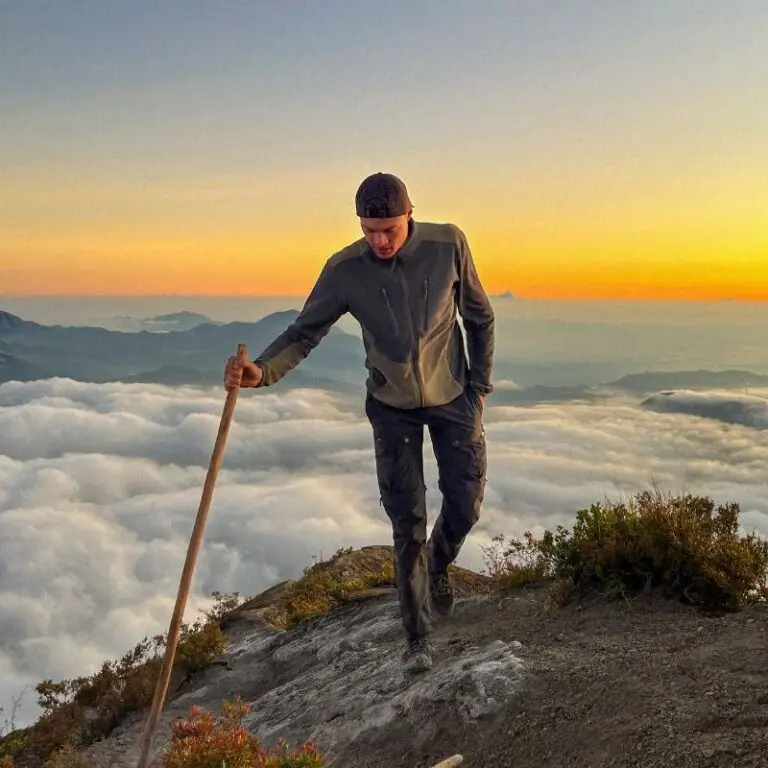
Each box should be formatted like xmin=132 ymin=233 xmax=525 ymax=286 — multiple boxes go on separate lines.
xmin=430 ymin=757 xmax=464 ymax=768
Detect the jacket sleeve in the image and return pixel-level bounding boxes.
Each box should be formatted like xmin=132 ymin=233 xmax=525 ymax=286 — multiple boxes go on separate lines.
xmin=253 ymin=260 xmax=347 ymax=387
xmin=455 ymin=226 xmax=495 ymax=394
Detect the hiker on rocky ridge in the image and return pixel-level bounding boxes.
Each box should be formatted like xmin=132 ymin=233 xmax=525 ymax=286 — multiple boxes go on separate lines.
xmin=224 ymin=172 xmax=495 ymax=673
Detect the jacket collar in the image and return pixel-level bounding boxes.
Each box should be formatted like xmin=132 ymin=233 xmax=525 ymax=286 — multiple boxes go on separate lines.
xmin=397 ymin=219 xmax=420 ymax=259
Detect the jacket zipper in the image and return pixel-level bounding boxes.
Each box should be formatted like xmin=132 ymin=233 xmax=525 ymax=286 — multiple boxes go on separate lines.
xmin=423 ymin=279 xmax=429 ymax=333
xmin=399 ymin=266 xmax=424 ymax=407
xmin=381 ymin=288 xmax=399 ymax=334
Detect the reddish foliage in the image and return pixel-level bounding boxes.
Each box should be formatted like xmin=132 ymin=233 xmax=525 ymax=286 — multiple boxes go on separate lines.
xmin=162 ymin=697 xmax=325 ymax=768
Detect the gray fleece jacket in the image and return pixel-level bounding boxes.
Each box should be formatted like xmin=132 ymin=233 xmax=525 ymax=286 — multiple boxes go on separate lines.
xmin=253 ymin=220 xmax=495 ymax=410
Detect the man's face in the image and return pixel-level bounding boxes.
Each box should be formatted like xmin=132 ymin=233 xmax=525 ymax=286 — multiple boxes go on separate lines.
xmin=360 ymin=213 xmax=411 ymax=259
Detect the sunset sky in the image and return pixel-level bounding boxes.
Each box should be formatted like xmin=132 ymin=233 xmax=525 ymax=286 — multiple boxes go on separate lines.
xmin=2 ymin=1 xmax=766 ymax=300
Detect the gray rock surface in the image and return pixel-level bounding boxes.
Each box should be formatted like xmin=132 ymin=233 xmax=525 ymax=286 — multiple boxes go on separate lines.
xmin=85 ymin=594 xmax=526 ymax=767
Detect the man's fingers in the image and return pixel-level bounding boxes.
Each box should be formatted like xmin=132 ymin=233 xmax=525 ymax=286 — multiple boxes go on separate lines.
xmin=223 ymin=356 xmax=246 ymax=389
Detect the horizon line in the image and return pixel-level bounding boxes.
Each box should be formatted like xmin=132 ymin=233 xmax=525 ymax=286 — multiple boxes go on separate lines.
xmin=1 ymin=294 xmax=766 ymax=303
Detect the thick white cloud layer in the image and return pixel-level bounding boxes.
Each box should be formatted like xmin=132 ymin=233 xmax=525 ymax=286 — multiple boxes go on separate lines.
xmin=1 ymin=378 xmax=767 ymax=726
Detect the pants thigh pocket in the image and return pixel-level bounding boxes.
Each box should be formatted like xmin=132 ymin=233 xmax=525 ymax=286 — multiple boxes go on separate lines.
xmin=373 ymin=433 xmax=423 ymax=500
xmin=373 ymin=435 xmax=395 ymax=493
xmin=450 ymin=435 xmax=487 ymax=485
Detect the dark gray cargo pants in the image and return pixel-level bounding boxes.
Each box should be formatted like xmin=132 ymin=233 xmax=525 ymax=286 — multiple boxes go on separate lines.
xmin=365 ymin=386 xmax=487 ymax=641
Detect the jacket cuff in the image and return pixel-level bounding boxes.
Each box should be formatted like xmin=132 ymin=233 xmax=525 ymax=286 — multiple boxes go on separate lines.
xmin=469 ymin=380 xmax=493 ymax=395
xmin=252 ymin=359 xmax=269 ymax=388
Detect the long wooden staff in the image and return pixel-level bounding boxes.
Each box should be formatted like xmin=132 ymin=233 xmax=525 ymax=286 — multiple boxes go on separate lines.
xmin=136 ymin=343 xmax=249 ymax=768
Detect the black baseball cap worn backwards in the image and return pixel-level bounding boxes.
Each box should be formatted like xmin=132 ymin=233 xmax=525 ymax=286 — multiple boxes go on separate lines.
xmin=355 ymin=172 xmax=412 ymax=218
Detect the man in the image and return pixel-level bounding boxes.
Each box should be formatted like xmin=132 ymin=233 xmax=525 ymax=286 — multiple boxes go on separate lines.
xmin=224 ymin=172 xmax=494 ymax=673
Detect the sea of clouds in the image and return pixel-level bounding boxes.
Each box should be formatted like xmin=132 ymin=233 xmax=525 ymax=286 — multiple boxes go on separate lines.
xmin=1 ymin=378 xmax=767 ymax=726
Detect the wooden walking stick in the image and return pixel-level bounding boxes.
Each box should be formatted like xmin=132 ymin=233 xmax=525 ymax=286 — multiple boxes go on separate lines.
xmin=135 ymin=343 xmax=249 ymax=768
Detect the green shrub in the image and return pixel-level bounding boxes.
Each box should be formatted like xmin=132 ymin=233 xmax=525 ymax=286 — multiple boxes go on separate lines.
xmin=176 ymin=618 xmax=228 ymax=675
xmin=538 ymin=489 xmax=768 ymax=610
xmin=0 ymin=735 xmax=24 ymax=762
xmin=0 ymin=694 xmax=26 ymax=760
xmin=483 ymin=490 xmax=768 ymax=611
xmin=26 ymin=636 xmax=163 ymax=757
xmin=202 ymin=591 xmax=243 ymax=624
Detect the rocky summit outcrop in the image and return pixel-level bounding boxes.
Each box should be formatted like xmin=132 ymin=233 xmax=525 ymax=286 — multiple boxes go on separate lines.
xmin=85 ymin=546 xmax=519 ymax=767
xmin=81 ymin=545 xmax=768 ymax=768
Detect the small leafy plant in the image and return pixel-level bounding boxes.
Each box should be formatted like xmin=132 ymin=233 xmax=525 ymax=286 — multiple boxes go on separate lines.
xmin=0 ymin=692 xmax=26 ymax=761
xmin=162 ymin=697 xmax=325 ymax=768
xmin=43 ymin=742 xmax=105 ymax=767
xmin=481 ymin=531 xmax=553 ymax=588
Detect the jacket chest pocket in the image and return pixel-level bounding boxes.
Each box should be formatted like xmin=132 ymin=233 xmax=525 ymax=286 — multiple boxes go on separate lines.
xmin=381 ymin=288 xmax=400 ymax=335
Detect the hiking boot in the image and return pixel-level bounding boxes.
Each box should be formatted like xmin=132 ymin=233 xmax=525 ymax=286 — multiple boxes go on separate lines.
xmin=403 ymin=636 xmax=434 ymax=674
xmin=430 ymin=569 xmax=455 ymax=617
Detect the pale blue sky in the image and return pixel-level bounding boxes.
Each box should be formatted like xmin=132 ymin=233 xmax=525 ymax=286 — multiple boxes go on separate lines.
xmin=4 ymin=1 xmax=765 ymax=177
xmin=2 ymin=1 xmax=767 ymax=298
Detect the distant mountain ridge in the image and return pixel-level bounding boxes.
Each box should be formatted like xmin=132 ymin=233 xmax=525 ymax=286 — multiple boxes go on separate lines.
xmin=103 ymin=310 xmax=221 ymax=332
xmin=609 ymin=369 xmax=768 ymax=392
xmin=0 ymin=310 xmax=38 ymax=332
xmin=0 ymin=309 xmax=364 ymax=389
xmin=3 ymin=310 xmax=767 ymax=402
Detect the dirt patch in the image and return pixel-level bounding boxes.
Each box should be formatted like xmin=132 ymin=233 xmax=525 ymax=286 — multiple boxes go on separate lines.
xmin=341 ymin=582 xmax=768 ymax=768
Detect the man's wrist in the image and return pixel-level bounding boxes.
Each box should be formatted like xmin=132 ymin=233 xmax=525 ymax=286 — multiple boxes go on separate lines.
xmin=251 ymin=359 xmax=267 ymax=388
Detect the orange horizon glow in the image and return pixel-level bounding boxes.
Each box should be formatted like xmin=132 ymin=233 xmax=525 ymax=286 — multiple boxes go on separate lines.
xmin=3 ymin=271 xmax=766 ymax=302
xmin=3 ymin=259 xmax=767 ymax=301
xmin=4 ymin=152 xmax=766 ymax=302
xmin=3 ymin=218 xmax=766 ymax=301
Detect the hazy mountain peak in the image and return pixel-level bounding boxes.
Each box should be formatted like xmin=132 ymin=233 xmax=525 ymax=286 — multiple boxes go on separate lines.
xmin=0 ymin=310 xmax=29 ymax=330
xmin=149 ymin=311 xmax=213 ymax=322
